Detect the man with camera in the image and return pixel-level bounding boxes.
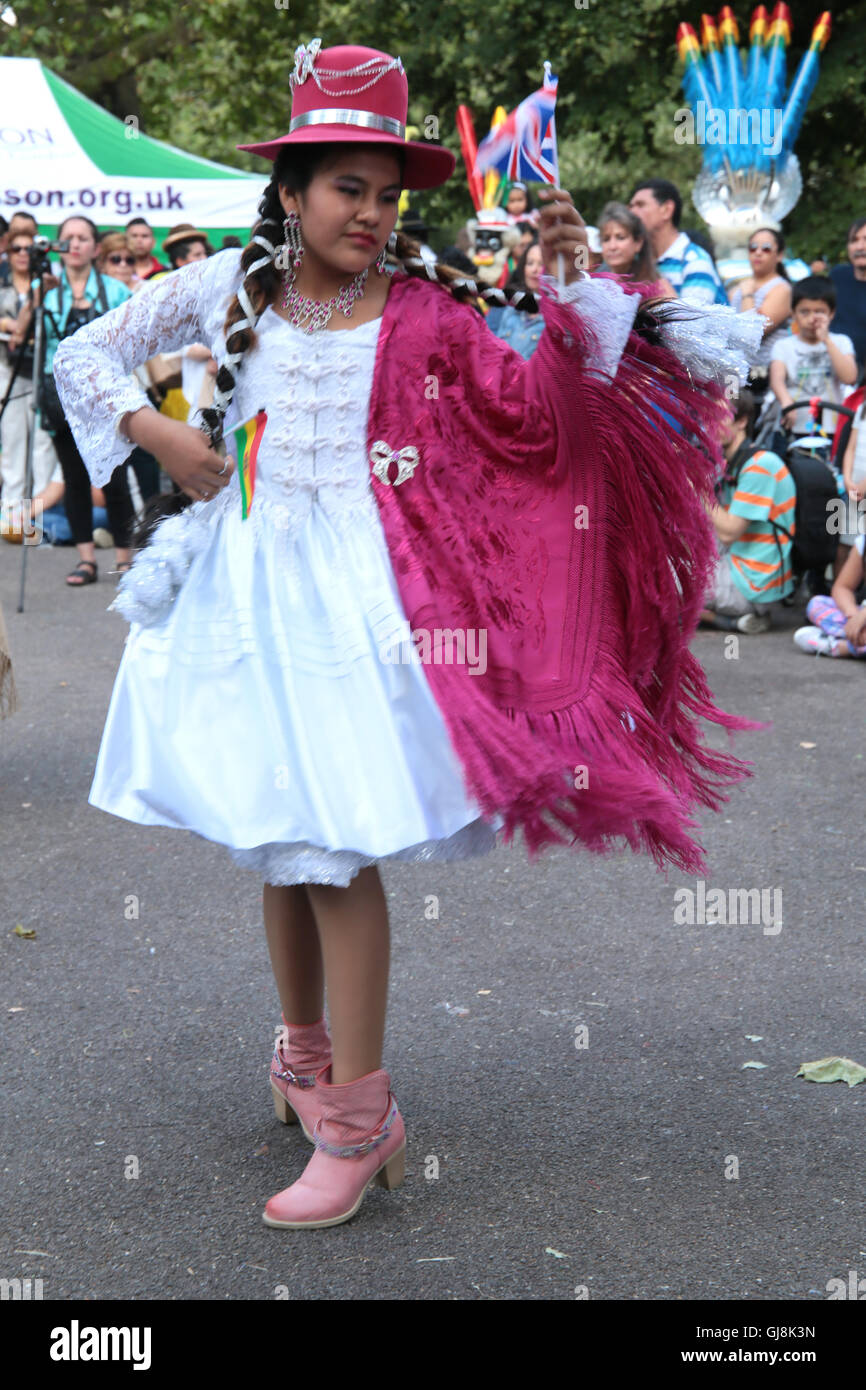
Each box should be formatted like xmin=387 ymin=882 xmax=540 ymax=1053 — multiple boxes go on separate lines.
xmin=0 ymin=217 xmax=62 ymax=512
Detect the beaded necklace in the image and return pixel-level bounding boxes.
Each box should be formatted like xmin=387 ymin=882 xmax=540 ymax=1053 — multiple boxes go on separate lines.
xmin=281 ymin=264 xmax=370 ymax=333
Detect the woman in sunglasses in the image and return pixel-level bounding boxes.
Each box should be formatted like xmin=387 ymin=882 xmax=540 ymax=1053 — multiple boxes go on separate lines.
xmin=97 ymin=233 xmax=143 ymax=293
xmin=729 ymin=227 xmax=792 ymax=399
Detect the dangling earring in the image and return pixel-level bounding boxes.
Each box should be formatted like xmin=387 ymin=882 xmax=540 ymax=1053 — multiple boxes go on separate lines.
xmin=376 ymin=231 xmax=397 ymax=276
xmin=283 ymin=210 xmax=304 ymax=269
xmin=281 ymin=211 xmax=305 ymax=309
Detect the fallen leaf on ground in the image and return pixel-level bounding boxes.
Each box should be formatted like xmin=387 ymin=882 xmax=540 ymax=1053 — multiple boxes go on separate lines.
xmin=545 ymin=1247 xmax=567 ymax=1258
xmin=797 ymin=1057 xmax=866 ymax=1088
xmin=13 ymin=924 xmax=36 ymax=938
xmin=741 ymin=1061 xmax=767 ymax=1069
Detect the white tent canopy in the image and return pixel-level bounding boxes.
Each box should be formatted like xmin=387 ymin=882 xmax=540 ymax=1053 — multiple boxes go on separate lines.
xmin=0 ymin=56 xmax=265 ymax=245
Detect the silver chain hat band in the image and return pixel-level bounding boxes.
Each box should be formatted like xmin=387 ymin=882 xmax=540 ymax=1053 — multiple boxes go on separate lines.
xmin=290 ymin=41 xmax=404 ymax=97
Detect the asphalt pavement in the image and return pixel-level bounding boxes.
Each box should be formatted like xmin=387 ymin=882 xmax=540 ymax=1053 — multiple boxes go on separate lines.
xmin=2 ymin=539 xmax=865 ymax=1304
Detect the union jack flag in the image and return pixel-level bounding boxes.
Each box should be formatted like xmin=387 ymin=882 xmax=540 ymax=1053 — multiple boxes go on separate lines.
xmin=473 ymin=63 xmax=560 ymax=186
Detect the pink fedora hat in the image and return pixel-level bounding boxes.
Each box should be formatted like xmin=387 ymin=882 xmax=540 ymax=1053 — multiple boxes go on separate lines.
xmin=237 ymin=41 xmax=455 ymax=191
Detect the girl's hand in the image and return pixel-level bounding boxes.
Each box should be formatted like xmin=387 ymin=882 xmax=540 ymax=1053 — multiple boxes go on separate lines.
xmin=161 ymin=424 xmax=235 ymax=503
xmin=844 ymin=612 xmax=866 ymax=647
xmin=536 ymin=188 xmax=588 ymax=285
xmin=126 ymin=410 xmax=235 ymax=503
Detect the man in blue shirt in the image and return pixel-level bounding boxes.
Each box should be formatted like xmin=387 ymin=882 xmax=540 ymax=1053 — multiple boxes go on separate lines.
xmin=629 ymin=179 xmax=727 ymax=306
xmin=830 ymin=216 xmax=866 ymax=370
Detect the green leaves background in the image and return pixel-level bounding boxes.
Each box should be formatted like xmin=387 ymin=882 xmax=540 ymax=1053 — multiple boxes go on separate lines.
xmin=6 ymin=0 xmax=865 ymax=258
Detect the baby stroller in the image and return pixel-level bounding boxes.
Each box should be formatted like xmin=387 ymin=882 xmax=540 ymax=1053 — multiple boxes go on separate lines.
xmin=752 ymin=396 xmax=858 ymax=599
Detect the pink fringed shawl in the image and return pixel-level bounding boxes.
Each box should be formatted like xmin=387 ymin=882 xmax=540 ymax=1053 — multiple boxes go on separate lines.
xmin=365 ymin=272 xmax=755 ymax=874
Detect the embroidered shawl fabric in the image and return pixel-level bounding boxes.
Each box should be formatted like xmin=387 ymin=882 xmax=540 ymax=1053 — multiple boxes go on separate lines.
xmin=366 ymin=273 xmax=757 ymax=873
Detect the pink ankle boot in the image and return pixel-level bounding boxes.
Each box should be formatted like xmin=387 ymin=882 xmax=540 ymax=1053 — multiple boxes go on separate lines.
xmin=262 ymin=1063 xmax=406 ymax=1229
xmin=270 ymin=1014 xmax=332 ymax=1142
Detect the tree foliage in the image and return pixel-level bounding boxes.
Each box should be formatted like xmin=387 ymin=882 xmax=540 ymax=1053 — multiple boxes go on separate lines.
xmin=5 ymin=0 xmax=865 ymax=258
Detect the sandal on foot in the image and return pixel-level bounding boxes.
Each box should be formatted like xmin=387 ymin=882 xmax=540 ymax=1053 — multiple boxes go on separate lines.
xmin=66 ymin=559 xmax=98 ymax=586
xmin=114 ymin=561 xmax=133 ymax=578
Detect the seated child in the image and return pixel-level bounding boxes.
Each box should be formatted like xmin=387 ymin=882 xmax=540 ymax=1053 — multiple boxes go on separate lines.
xmin=701 ymin=387 xmax=796 ymax=634
xmin=769 ymin=276 xmax=857 ymax=438
xmin=794 ymin=534 xmax=866 ymax=657
xmin=0 ymin=468 xmax=110 ymax=545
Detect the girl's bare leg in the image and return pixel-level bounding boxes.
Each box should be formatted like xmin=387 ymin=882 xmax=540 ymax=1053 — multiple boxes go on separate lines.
xmin=305 ymin=866 xmax=390 ymax=1084
xmin=262 ymin=883 xmax=324 ymax=1025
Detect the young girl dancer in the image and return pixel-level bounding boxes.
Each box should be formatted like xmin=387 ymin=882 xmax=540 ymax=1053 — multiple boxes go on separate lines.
xmin=53 ymin=41 xmax=761 ymax=1231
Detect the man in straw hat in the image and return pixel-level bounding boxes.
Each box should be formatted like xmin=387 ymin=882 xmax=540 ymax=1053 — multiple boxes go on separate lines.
xmin=161 ymin=224 xmax=213 ymax=270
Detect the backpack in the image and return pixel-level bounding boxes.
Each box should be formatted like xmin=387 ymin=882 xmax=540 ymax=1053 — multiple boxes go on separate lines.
xmin=772 ymin=444 xmax=838 ymax=577
xmin=725 ymin=442 xmax=835 ymax=582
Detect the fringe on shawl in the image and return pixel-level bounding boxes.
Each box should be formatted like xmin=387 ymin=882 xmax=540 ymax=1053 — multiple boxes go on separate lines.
xmin=416 ymin=282 xmax=765 ymax=876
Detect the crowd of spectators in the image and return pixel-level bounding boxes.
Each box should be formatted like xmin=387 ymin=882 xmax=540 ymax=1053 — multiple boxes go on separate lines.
xmin=1 ymin=181 xmax=865 ymax=658
xmin=0 ymin=214 xmax=226 ymax=582
xmin=455 ymin=178 xmax=866 ymax=655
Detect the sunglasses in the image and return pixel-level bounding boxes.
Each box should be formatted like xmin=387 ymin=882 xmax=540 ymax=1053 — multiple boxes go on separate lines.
xmin=748 ymin=243 xmax=776 ymax=253
xmin=108 ymin=254 xmax=136 ymax=265
xmin=10 ymin=244 xmax=31 ymax=253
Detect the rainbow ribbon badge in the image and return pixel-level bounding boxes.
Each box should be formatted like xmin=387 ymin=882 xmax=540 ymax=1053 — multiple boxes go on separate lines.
xmin=231 ymin=409 xmax=267 ymax=520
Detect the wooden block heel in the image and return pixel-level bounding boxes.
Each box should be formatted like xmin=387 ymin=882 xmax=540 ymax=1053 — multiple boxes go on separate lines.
xmin=272 ymin=1083 xmax=300 ymax=1125
xmin=375 ymin=1141 xmax=406 ymax=1190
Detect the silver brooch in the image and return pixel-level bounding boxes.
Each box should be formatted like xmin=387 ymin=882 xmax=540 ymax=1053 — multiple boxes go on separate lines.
xmin=291 ymin=38 xmax=322 ymax=91
xmin=370 ymin=440 xmax=420 ymax=487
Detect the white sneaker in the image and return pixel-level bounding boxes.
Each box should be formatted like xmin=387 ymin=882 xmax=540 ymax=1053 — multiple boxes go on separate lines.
xmin=793 ymin=626 xmax=841 ymax=656
xmin=736 ymin=611 xmax=772 ymax=635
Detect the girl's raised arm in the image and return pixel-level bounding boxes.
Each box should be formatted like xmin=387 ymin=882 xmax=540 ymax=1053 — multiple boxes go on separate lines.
xmin=53 ymin=253 xmax=237 ymax=487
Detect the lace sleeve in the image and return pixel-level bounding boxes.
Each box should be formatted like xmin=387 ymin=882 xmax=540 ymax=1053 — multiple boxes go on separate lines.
xmin=538 ymin=272 xmax=639 ymax=381
xmin=653 ymin=301 xmax=764 ymax=386
xmin=52 ymin=254 xmax=239 ymax=486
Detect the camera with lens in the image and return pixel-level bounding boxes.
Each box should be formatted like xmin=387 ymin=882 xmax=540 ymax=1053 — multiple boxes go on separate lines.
xmin=27 ymin=235 xmax=69 ymax=276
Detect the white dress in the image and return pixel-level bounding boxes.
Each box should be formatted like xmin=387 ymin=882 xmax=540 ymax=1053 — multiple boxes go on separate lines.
xmin=55 ymin=252 xmax=745 ymax=885
xmin=53 ymin=250 xmax=500 ymax=885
